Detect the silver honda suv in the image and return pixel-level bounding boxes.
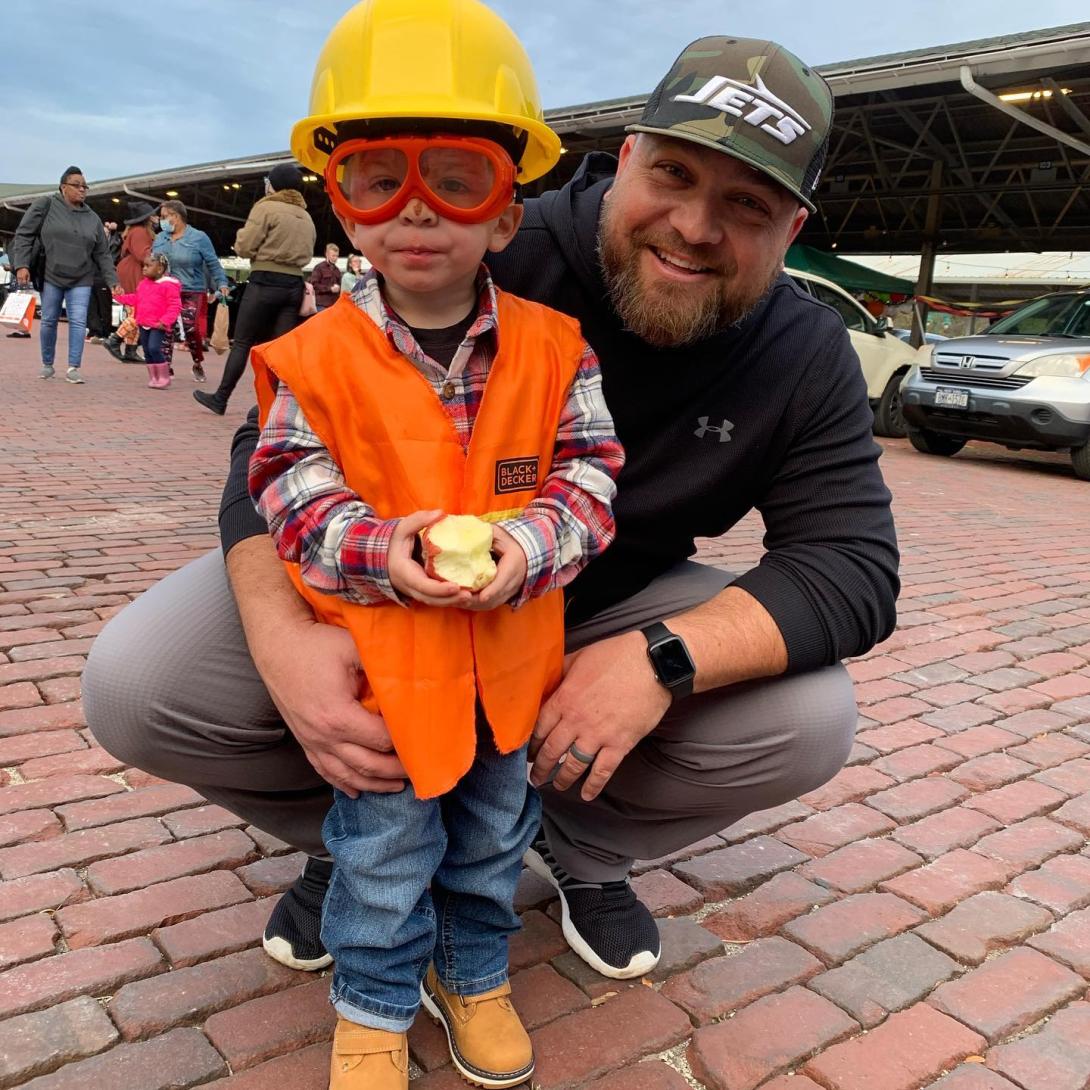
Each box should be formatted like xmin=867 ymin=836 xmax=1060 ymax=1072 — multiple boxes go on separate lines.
xmin=900 ymin=290 xmax=1090 ymax=479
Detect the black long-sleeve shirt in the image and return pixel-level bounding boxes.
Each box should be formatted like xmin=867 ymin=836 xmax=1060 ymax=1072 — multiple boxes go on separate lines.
xmin=220 ymin=153 xmax=899 ymax=673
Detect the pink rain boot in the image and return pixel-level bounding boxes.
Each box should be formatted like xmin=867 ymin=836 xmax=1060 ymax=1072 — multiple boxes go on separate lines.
xmin=146 ymin=364 xmax=159 ymax=388
xmin=151 ymin=364 xmax=172 ymax=389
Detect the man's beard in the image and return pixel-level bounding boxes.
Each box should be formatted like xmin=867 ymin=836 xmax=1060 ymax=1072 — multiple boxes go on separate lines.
xmin=597 ymin=205 xmax=779 ymax=348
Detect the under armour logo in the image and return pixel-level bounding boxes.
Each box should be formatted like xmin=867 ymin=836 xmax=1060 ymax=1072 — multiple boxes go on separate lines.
xmin=694 ymin=416 xmax=734 ymax=442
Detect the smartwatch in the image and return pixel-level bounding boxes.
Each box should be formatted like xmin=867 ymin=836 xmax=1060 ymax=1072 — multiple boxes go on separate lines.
xmin=641 ymin=622 xmax=696 ymax=701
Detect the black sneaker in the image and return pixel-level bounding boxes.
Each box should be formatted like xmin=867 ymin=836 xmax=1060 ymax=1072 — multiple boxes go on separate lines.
xmin=262 ymin=856 xmax=334 ymax=971
xmin=193 ymin=389 xmax=227 ymax=415
xmin=524 ymin=832 xmax=660 ymax=979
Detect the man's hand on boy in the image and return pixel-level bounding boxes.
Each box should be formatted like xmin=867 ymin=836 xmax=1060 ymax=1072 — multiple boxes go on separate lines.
xmin=388 ymin=510 xmax=474 ymax=608
xmin=528 ymin=631 xmax=671 ymax=802
xmin=278 ymin=622 xmax=406 ymax=797
xmin=462 ymin=524 xmax=528 ymax=611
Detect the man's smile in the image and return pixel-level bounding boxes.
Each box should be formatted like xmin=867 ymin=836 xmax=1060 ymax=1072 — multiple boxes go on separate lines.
xmin=647 ymin=245 xmax=716 ymax=278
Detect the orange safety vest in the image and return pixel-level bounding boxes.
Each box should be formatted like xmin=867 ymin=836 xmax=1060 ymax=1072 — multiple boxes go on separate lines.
xmin=252 ymin=292 xmax=586 ymax=798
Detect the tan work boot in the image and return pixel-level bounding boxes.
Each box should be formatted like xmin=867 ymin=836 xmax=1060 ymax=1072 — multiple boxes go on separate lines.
xmin=420 ymin=965 xmax=534 ymax=1088
xmin=328 ymin=1017 xmax=408 ymax=1089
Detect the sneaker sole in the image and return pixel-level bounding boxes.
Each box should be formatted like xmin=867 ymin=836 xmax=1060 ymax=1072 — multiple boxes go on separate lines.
xmin=65 ymin=376 xmax=85 ymax=384
xmin=523 ymin=847 xmax=660 ymax=980
xmin=261 ymin=933 xmax=333 ymax=972
xmin=419 ymin=981 xmax=534 ymax=1089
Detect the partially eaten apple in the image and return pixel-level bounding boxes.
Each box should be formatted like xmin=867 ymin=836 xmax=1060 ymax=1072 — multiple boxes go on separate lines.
xmin=419 ymin=515 xmax=497 ymax=591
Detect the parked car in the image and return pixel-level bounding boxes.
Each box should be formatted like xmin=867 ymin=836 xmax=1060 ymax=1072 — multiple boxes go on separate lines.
xmin=900 ymin=290 xmax=1090 ymax=479
xmin=891 ymin=329 xmax=947 ymax=345
xmin=787 ymin=268 xmax=920 ymax=437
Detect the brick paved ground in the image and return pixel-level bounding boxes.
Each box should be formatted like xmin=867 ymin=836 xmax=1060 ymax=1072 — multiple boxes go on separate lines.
xmin=1 ymin=332 xmax=1089 ymax=1090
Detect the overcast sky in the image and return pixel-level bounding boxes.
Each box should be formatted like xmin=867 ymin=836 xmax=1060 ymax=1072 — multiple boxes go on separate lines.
xmin=6 ymin=0 xmax=1085 ymax=184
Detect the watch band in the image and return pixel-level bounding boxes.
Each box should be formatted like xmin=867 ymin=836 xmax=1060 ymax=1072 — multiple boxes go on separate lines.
xmin=641 ymin=622 xmax=696 ymax=701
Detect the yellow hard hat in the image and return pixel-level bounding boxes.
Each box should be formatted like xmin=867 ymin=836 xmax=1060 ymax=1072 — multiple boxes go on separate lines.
xmin=291 ymin=0 xmax=562 ymax=183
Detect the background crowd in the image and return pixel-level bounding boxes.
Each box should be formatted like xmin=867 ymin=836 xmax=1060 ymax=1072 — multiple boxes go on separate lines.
xmin=3 ymin=161 xmax=366 ymax=405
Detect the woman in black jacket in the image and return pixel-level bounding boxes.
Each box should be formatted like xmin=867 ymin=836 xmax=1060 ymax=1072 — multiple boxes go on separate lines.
xmin=10 ymin=166 xmax=118 ymax=383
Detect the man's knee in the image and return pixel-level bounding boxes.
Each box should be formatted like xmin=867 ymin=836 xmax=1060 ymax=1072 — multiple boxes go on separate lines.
xmin=84 ymin=549 xmax=250 ymax=775
xmin=83 ymin=608 xmax=166 ymax=771
xmin=748 ymin=664 xmax=858 ymax=803
xmin=626 ymin=664 xmax=858 ymax=814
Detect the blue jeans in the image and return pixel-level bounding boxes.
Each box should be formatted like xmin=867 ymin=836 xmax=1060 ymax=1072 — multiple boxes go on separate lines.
xmin=322 ymin=716 xmax=539 ymax=1033
xmin=39 ymin=282 xmax=92 ymax=368
xmin=138 ymin=326 xmax=171 ymax=363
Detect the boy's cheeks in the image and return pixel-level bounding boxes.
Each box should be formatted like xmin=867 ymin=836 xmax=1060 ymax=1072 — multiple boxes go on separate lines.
xmin=487 ymin=200 xmax=523 ymax=254
xmin=329 ymin=199 xmax=521 ymax=276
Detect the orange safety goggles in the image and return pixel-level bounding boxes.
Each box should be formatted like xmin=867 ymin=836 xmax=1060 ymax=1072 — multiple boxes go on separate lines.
xmin=324 ymin=136 xmax=517 ymax=225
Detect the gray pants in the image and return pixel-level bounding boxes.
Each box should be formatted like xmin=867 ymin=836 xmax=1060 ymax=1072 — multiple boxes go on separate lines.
xmin=84 ymin=551 xmax=857 ymax=882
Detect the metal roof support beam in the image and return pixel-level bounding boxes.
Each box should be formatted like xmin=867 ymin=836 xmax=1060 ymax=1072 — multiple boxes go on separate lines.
xmin=959 ymin=66 xmax=1090 ymax=158
xmin=912 ymin=160 xmax=943 ymax=349
xmin=884 ymin=94 xmax=1033 ymax=248
xmin=1042 ymin=77 xmax=1090 ymax=138
xmin=122 ymin=185 xmax=246 ymax=225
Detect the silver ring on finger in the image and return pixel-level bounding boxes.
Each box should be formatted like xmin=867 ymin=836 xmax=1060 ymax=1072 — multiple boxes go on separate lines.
xmin=567 ymin=742 xmax=597 ymax=765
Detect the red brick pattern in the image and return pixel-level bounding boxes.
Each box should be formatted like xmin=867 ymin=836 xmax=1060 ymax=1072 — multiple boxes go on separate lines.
xmin=804 ymin=1003 xmax=986 ymax=1089
xmin=3 ymin=340 xmax=1090 ymax=1084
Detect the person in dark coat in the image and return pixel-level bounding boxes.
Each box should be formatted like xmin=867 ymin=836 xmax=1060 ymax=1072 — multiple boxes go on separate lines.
xmin=308 ymin=243 xmax=341 ymax=309
xmin=85 ymin=220 xmax=120 ymax=343
xmin=194 ymin=162 xmax=317 ymax=415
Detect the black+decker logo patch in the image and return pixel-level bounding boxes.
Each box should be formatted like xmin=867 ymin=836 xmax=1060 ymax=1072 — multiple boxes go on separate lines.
xmin=495 ymin=457 xmax=538 ymax=494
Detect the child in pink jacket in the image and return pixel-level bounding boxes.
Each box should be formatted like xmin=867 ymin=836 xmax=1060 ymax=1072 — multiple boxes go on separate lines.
xmin=112 ymin=254 xmax=182 ymax=389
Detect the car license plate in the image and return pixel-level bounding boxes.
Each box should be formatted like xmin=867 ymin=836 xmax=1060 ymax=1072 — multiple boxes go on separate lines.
xmin=935 ymin=386 xmax=969 ymax=409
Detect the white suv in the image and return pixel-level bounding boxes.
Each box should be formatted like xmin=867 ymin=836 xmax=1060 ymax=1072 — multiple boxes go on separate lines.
xmin=787 ymin=268 xmax=921 ymax=437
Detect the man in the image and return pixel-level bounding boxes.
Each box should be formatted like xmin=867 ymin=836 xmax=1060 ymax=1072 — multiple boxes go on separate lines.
xmin=309 ymin=242 xmax=341 ymax=310
xmin=85 ymin=37 xmax=898 ymax=981
xmin=85 ymin=220 xmax=120 ymax=344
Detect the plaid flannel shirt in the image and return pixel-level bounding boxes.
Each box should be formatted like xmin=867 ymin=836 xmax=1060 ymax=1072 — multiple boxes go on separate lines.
xmin=249 ymin=266 xmax=623 ymax=607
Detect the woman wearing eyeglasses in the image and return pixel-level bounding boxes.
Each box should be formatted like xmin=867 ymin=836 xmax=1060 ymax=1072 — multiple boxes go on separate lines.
xmin=10 ymin=166 xmax=118 ymax=383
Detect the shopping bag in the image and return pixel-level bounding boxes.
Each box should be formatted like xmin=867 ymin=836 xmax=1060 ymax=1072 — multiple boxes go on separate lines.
xmin=0 ymin=290 xmax=35 ymax=334
xmin=299 ymin=280 xmax=317 ymax=317
xmin=116 ymin=309 xmax=139 ymax=346
xmin=210 ymin=302 xmax=230 ymax=354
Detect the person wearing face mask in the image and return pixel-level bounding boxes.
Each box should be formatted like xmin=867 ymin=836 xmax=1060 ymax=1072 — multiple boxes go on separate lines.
xmin=9 ymin=165 xmax=118 ymax=382
xmin=152 ymin=199 xmax=229 ymax=382
xmin=193 ymin=163 xmax=316 ymax=415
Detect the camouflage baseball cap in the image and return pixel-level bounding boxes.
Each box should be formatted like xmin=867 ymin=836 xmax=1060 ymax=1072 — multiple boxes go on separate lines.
xmin=627 ymin=36 xmax=833 ymax=211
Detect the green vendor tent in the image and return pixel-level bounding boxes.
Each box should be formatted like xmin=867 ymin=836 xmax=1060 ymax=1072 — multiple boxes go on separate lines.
xmin=786 ymin=244 xmax=915 ymax=295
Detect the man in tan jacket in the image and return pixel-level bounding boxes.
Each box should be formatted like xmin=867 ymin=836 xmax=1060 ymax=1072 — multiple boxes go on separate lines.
xmin=194 ymin=162 xmax=317 ymax=415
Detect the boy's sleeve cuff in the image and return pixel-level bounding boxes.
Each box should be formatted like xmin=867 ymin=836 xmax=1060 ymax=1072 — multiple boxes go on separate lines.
xmin=351 ymin=517 xmax=405 ymax=605
xmin=496 ymin=516 xmax=551 ymax=608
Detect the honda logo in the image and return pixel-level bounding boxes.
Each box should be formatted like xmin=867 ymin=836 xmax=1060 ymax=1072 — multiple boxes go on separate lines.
xmin=958 ymin=356 xmax=975 ymax=369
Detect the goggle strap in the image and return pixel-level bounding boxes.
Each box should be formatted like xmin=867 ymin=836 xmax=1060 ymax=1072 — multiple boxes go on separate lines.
xmin=314 ymin=127 xmax=339 ymax=157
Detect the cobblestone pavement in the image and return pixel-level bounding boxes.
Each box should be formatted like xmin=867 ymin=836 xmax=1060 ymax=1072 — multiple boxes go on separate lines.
xmin=1 ymin=333 xmax=1089 ymax=1090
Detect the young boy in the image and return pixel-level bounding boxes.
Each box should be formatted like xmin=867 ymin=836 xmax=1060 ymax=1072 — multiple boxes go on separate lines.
xmin=246 ymin=1 xmax=623 ymax=1087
